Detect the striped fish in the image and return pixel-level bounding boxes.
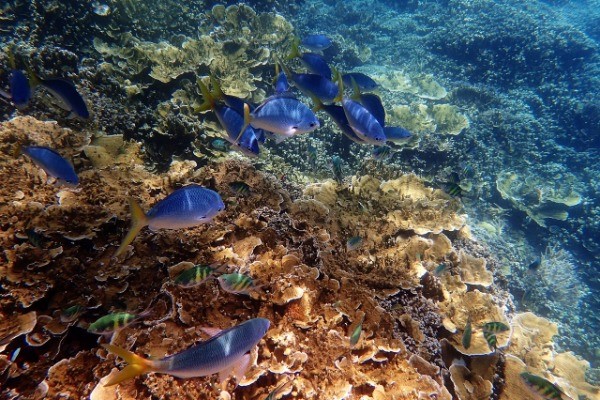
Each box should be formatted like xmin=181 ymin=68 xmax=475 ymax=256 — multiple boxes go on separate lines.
xmin=174 ymin=265 xmax=216 ymax=287
xmin=88 ymin=312 xmax=143 ymax=335
xmin=218 ymin=273 xmax=258 ymax=295
xmin=483 ymin=330 xmax=498 ymax=350
xmin=520 ymin=372 xmax=566 ymax=400
xmin=482 ymin=321 xmax=509 ymax=334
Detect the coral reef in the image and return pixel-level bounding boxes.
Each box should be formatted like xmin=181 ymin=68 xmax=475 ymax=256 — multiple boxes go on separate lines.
xmin=496 ymin=170 xmax=582 ymax=228
xmin=1 ymin=0 xmax=600 ymax=396
xmin=2 ymin=116 xmax=597 ymax=399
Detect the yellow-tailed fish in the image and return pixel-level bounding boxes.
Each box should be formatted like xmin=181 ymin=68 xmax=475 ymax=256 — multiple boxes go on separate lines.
xmin=520 ymin=372 xmax=567 ymax=400
xmin=462 ymin=317 xmax=472 ymax=349
xmin=114 ymin=185 xmax=224 ymax=257
xmin=101 ymin=318 xmax=270 ymax=386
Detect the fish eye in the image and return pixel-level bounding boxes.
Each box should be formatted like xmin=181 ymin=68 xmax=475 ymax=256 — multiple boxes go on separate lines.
xmin=309 ymin=122 xmax=316 ymax=127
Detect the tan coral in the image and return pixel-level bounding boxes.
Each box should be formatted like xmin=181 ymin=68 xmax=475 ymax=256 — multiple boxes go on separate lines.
xmin=496 ymin=170 xmax=582 ymax=227
xmin=458 ymin=249 xmax=493 ymax=287
xmin=440 ymin=290 xmax=511 ymax=355
xmin=449 ymin=360 xmax=493 ymax=400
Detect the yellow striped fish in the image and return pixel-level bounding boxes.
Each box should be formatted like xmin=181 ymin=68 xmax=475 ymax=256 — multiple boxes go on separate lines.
xmin=218 ymin=273 xmax=258 ymax=295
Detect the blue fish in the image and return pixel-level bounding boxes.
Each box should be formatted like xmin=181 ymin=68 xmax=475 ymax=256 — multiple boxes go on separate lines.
xmin=243 ymin=95 xmax=319 ymax=140
xmin=209 ymin=76 xmax=247 ymax=113
xmin=273 ymin=63 xmax=290 ymax=95
xmin=210 ymin=138 xmax=231 ymax=152
xmin=35 ymin=77 xmax=90 ymax=119
xmin=274 ymin=71 xmax=290 ymax=95
xmin=313 ymin=98 xmax=365 ymax=144
xmin=342 ymin=73 xmax=378 ymax=92
xmin=287 ymin=41 xmax=332 ymax=79
xmin=114 ymin=185 xmax=224 ymax=257
xmin=198 ymin=81 xmax=260 ymax=157
xmin=342 ymin=98 xmax=386 ymax=145
xmin=102 ymin=318 xmax=270 ymax=386
xmin=357 ymin=93 xmax=385 ymax=127
xmin=384 ymin=126 xmax=412 ymax=143
xmin=292 ymin=73 xmax=338 ymax=103
xmin=0 ymin=70 xmax=31 ymax=109
xmin=301 ymin=34 xmax=332 ymax=52
xmin=22 ymin=146 xmax=79 ymax=186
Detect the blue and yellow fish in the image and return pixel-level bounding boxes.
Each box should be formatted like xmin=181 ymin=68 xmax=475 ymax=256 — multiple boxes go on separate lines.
xmin=114 ymin=185 xmax=224 ymax=257
xmin=102 ymin=318 xmax=270 ymax=386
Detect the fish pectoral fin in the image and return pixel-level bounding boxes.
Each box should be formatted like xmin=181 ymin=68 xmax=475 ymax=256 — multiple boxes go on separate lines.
xmin=102 ymin=344 xmax=154 ymax=386
xmin=217 ymin=353 xmax=250 ymax=384
xmin=232 ymin=353 xmax=251 ymax=382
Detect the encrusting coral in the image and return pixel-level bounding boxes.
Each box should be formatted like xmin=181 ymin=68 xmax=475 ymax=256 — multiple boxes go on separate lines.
xmin=0 ymin=116 xmax=598 ymax=399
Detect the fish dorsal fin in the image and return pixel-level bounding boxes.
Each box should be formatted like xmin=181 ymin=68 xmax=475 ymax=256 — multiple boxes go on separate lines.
xmin=309 ymin=93 xmax=323 ymax=112
xmin=210 ymin=75 xmax=225 ymax=101
xmin=274 ymin=55 xmax=293 ymax=80
xmin=194 ymin=79 xmax=214 ymax=112
xmin=200 ymin=327 xmax=222 ymax=337
xmin=272 ymin=63 xmax=280 ymax=85
xmin=26 ymin=67 xmax=41 ymax=89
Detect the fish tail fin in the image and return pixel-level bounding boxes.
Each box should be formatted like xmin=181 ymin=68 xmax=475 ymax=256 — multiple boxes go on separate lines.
xmin=26 ymin=67 xmax=41 ymax=89
xmin=102 ymin=344 xmax=155 ymax=386
xmin=114 ymin=199 xmax=147 ymax=258
xmin=310 ymin=94 xmax=323 ymax=112
xmin=234 ymin=103 xmax=252 ymax=144
xmin=194 ymin=79 xmax=214 ymax=112
xmin=274 ymin=54 xmax=292 ymax=79
xmin=7 ymin=44 xmax=16 ymax=69
xmin=333 ymin=68 xmax=344 ymax=103
xmin=210 ymin=75 xmax=225 ymax=101
xmin=272 ymin=63 xmax=280 ymax=85
xmin=285 ymin=38 xmax=300 ymax=60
